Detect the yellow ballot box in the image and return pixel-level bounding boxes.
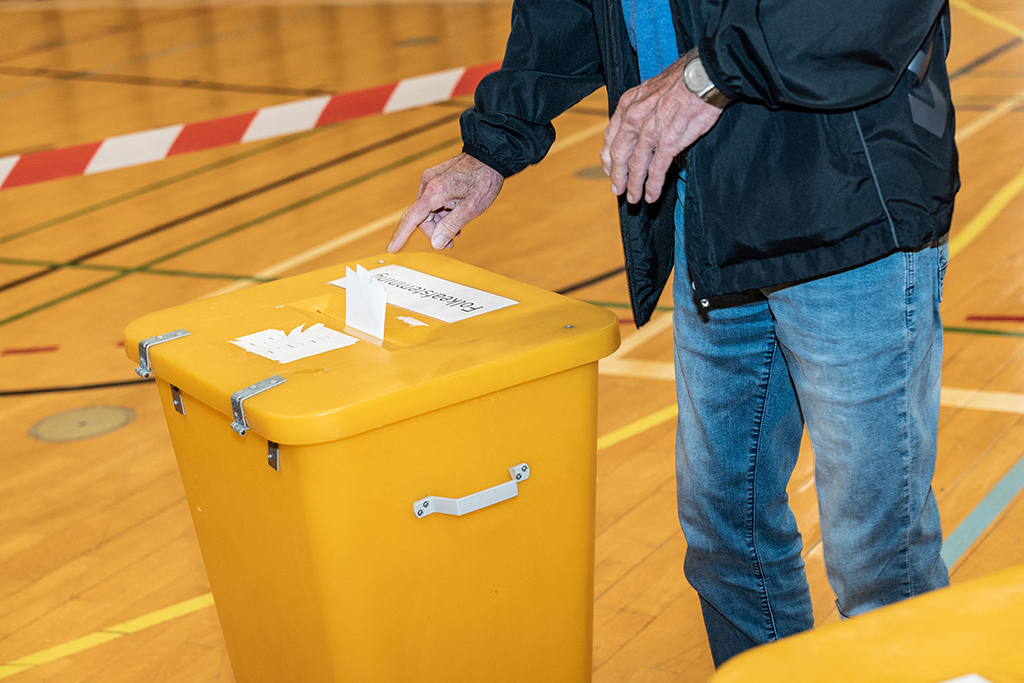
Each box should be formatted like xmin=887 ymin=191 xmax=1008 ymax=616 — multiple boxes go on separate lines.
xmin=123 ymin=252 xmax=621 ymax=683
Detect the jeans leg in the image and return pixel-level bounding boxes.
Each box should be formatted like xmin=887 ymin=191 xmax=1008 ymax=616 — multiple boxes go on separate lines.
xmin=766 ymin=243 xmax=950 ymax=618
xmin=673 ymin=244 xmax=813 ymax=667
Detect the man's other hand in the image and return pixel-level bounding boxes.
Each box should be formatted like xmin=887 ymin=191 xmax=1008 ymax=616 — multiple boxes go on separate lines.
xmin=388 ymin=153 xmax=504 ymax=252
xmin=600 ymin=57 xmax=722 ymax=205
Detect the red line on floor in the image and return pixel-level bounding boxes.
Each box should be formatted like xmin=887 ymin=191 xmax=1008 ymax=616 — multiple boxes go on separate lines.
xmin=2 ymin=346 xmax=60 ymax=355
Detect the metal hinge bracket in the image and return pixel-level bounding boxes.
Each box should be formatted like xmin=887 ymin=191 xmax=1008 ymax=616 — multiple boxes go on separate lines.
xmin=230 ymin=375 xmax=286 ymax=436
xmin=135 ymin=329 xmax=190 ymax=379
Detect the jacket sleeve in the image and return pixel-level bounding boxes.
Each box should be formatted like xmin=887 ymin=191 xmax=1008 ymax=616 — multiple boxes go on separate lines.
xmin=698 ymin=0 xmax=948 ymax=110
xmin=461 ymin=0 xmax=607 ymax=177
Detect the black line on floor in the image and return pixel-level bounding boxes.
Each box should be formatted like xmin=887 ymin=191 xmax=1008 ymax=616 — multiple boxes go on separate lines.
xmin=950 ymin=36 xmax=1024 ymax=80
xmin=0 ymin=378 xmax=154 ymax=397
xmin=0 ymin=111 xmax=461 ymax=295
xmin=0 ymin=65 xmax=335 ymax=98
xmin=556 ymin=266 xmax=626 ymax=295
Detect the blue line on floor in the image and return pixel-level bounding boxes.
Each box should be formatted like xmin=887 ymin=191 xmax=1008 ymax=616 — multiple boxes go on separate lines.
xmin=941 ymin=453 xmax=1024 ymax=568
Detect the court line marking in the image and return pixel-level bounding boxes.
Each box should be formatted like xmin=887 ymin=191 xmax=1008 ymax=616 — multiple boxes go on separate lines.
xmin=2 ymin=379 xmax=1019 ymax=675
xmin=600 ymin=358 xmax=1024 ymax=415
xmin=0 ymin=8 xmax=200 ymax=65
xmin=0 ymin=395 xmax=674 ymax=679
xmin=597 ymin=404 xmax=678 ymax=451
xmin=951 ymin=0 xmax=1024 ymax=40
xmin=955 ymin=85 xmax=1024 ymax=144
xmin=203 ymin=210 xmax=407 ymax=298
xmin=3 ymin=13 xmax=1017 ymax=655
xmin=942 ymin=454 xmax=1024 ymax=568
xmin=0 ymin=112 xmax=462 ymax=297
xmin=1 ymin=346 xmax=59 ymax=356
xmin=0 ymin=256 xmax=269 ymax=284
xmin=937 ymin=0 xmax=1024 ymax=259
xmin=948 ymin=36 xmax=1023 ymax=80
xmin=600 ymin=350 xmax=1024 ymax=567
xmin=1 ymin=12 xmax=1015 ymax=672
xmin=204 ymin=121 xmax=610 ymax=298
xmin=0 ymin=137 xmax=462 ymax=329
xmin=948 ymin=161 xmax=1024 ymax=258
xmin=943 ymin=325 xmax=1024 ymax=338
xmin=589 ymin=302 xmax=1024 ymax=338
xmin=0 ymin=131 xmax=320 ymax=247
xmin=0 ymin=117 xmax=605 ymax=329
xmin=0 ymin=6 xmax=331 ymax=105
xmin=0 ymin=64 xmax=337 ymax=98
xmin=0 ymin=594 xmax=214 ymax=680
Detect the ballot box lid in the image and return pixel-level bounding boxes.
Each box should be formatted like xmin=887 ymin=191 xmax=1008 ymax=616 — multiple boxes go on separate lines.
xmin=124 ymin=253 xmax=621 ymax=445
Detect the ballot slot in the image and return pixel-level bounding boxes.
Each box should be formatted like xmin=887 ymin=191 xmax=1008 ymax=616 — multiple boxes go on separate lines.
xmin=284 ymin=293 xmax=437 ymax=352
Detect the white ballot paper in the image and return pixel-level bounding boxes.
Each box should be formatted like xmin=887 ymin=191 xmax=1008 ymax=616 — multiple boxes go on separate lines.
xmin=344 ymin=264 xmax=388 ymax=339
xmin=330 ymin=264 xmax=517 ymax=324
xmin=231 ymin=323 xmax=357 ymax=364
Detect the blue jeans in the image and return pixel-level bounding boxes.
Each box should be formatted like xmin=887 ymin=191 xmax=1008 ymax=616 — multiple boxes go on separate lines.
xmin=673 ymin=208 xmax=950 ymax=666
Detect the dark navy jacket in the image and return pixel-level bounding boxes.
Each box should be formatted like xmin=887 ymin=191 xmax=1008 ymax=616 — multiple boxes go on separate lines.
xmin=461 ymin=0 xmax=959 ymax=326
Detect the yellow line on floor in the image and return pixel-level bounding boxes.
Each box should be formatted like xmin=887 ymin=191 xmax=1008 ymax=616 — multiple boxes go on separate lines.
xmin=0 ymin=593 xmax=214 ymax=680
xmin=0 ymin=385 xmax=665 ymax=678
xmin=948 ymin=162 xmax=1024 ymax=258
xmin=610 ymin=312 xmax=674 ymax=357
xmin=950 ymin=0 xmax=1024 ymax=39
xmin=944 ymin=0 xmax=1024 ymax=257
xmin=597 ymin=404 xmax=678 ymax=451
xmin=204 ymin=121 xmax=608 ymax=299
xmin=204 ymin=208 xmax=406 ymax=298
xmin=8 ymin=382 xmax=1015 ymax=675
xmin=955 ymin=85 xmax=1024 ymax=145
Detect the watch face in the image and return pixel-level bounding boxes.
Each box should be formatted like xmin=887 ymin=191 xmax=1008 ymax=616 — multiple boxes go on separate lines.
xmin=684 ymin=59 xmax=710 ymax=93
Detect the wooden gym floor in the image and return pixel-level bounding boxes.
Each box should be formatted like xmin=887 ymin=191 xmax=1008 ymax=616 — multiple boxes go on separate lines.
xmin=1 ymin=0 xmax=1023 ymax=680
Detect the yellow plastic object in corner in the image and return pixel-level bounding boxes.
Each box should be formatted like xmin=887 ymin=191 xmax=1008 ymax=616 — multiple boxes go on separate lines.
xmin=124 ymin=252 xmax=621 ymax=683
xmin=710 ymin=563 xmax=1024 ymax=683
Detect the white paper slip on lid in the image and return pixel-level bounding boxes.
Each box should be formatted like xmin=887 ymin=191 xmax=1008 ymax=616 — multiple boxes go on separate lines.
xmin=330 ymin=264 xmax=517 ymax=323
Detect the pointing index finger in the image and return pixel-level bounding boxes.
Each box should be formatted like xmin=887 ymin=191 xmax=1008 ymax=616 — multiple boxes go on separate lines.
xmin=388 ymin=198 xmax=432 ymax=252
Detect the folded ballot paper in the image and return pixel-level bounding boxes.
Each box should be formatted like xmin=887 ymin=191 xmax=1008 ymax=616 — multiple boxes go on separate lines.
xmin=329 ymin=264 xmax=517 ymax=324
xmin=229 ymin=262 xmax=519 ymax=365
xmin=343 ymin=264 xmax=388 ymax=339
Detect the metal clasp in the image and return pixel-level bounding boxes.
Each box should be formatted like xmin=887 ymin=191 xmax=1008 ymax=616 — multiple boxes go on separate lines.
xmin=135 ymin=329 xmax=190 ymax=378
xmin=230 ymin=375 xmax=286 ymax=436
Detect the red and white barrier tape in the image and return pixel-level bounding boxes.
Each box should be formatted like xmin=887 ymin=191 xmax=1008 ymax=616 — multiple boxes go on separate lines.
xmin=0 ymin=61 xmax=499 ymax=191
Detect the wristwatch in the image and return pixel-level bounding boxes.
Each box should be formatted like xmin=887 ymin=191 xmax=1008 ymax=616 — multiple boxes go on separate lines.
xmin=682 ymin=47 xmax=732 ymax=109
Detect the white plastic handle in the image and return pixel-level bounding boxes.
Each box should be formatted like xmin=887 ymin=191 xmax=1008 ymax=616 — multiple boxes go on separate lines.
xmin=414 ymin=463 xmax=530 ymax=519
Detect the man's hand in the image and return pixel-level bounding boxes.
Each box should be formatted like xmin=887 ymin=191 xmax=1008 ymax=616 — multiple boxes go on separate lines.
xmin=388 ymin=153 xmax=504 ymax=252
xmin=600 ymin=57 xmax=723 ymax=205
